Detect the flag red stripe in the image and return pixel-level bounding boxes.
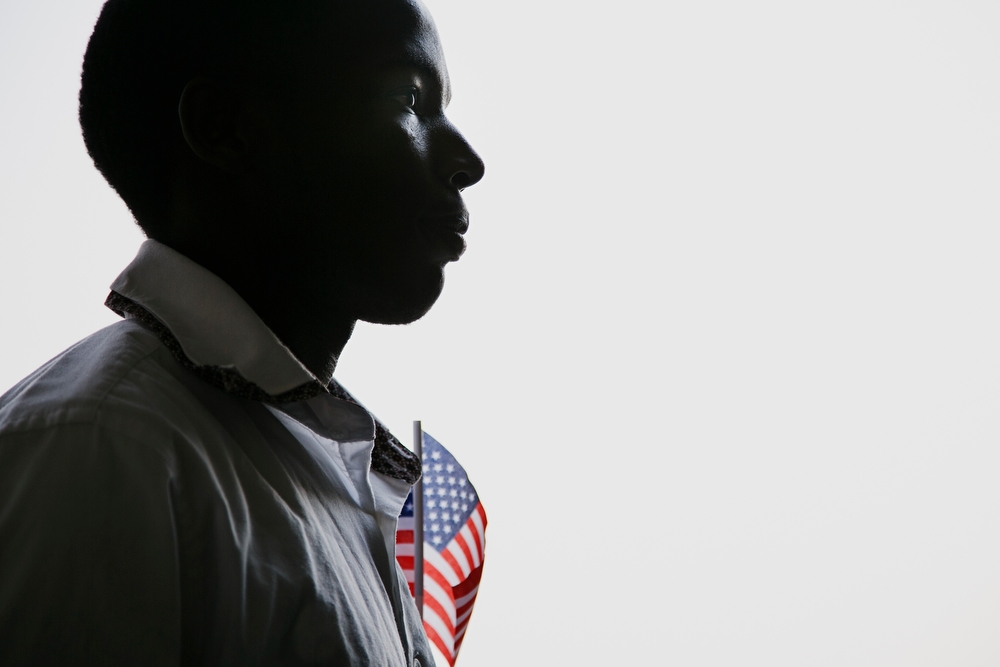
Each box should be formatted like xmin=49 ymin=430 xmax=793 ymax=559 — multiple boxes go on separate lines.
xmin=451 ymin=563 xmax=484 ymax=656
xmin=459 ymin=525 xmax=481 ymax=568
xmin=440 ymin=545 xmax=466 ymax=581
xmin=456 ymin=593 xmax=478 ymax=619
xmin=422 ymin=617 xmax=455 ymax=667
xmin=469 ymin=503 xmax=487 ymax=555
xmin=427 ymin=542 xmax=462 ymax=585
xmin=453 ymin=562 xmax=483 ymax=596
xmin=455 ymin=584 xmax=479 ymax=608
xmin=445 ymin=539 xmax=471 ymax=578
xmin=453 ymin=530 xmax=475 ymax=576
xmin=424 ymin=560 xmax=453 ymax=593
xmin=421 ymin=589 xmax=456 ymax=636
xmin=457 ymin=601 xmax=477 ymax=628
xmin=425 ymin=583 xmax=457 ymax=636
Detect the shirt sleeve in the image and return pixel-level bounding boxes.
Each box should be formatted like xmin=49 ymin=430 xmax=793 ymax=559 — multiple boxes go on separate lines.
xmin=0 ymin=421 xmax=182 ymax=665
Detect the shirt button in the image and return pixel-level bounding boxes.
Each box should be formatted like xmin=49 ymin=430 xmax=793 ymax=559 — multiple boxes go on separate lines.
xmin=413 ymin=657 xmax=423 ymax=667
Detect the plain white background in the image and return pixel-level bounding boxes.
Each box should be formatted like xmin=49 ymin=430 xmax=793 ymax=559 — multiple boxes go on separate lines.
xmin=3 ymin=0 xmax=1000 ymax=664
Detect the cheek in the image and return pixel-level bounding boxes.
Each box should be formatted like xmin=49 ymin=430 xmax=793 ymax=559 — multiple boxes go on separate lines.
xmin=267 ymin=115 xmax=435 ymax=247
xmin=353 ymin=116 xmax=431 ymax=183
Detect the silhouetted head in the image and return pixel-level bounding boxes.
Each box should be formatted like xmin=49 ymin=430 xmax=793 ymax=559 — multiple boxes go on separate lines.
xmin=80 ymin=0 xmax=484 ymax=345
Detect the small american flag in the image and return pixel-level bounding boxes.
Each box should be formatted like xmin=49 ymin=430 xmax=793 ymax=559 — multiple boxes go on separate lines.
xmin=396 ymin=432 xmax=487 ymax=666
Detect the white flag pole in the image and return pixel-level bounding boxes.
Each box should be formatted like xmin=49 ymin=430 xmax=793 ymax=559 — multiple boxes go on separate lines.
xmin=412 ymin=420 xmax=425 ymax=619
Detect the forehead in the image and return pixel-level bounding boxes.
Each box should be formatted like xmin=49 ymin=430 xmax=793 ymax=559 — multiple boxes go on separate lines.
xmin=304 ymin=0 xmax=448 ymax=85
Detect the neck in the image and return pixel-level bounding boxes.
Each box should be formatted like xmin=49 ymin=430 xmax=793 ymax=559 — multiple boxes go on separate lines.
xmin=162 ymin=176 xmax=360 ymax=385
xmin=159 ymin=232 xmax=355 ymax=387
xmin=217 ymin=264 xmax=357 ymax=386
xmin=251 ymin=299 xmax=357 ymax=386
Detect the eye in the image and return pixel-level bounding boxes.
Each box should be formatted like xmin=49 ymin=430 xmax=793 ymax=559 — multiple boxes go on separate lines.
xmin=390 ymin=87 xmax=419 ymax=111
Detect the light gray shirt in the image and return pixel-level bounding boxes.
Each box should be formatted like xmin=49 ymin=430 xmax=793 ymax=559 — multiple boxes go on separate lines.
xmin=0 ymin=240 xmax=433 ymax=666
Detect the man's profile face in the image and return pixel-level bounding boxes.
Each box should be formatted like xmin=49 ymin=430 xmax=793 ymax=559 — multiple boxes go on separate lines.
xmin=244 ymin=0 xmax=485 ymax=326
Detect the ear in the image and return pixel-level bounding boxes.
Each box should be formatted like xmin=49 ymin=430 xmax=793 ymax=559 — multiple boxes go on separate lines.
xmin=178 ymin=77 xmax=248 ymax=173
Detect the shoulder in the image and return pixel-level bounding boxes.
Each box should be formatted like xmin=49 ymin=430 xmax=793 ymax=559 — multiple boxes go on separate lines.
xmin=0 ymin=319 xmax=188 ymax=442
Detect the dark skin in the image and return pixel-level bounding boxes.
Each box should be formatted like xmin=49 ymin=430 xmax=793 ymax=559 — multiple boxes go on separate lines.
xmin=158 ymin=0 xmax=484 ymax=384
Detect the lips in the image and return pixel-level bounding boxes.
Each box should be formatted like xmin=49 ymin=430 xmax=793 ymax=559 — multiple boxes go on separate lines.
xmin=418 ymin=211 xmax=469 ymax=262
xmin=420 ymin=211 xmax=469 ymax=233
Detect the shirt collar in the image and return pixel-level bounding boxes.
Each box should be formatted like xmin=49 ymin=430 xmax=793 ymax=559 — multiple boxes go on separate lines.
xmin=110 ymin=239 xmax=317 ymax=395
xmin=106 ymin=240 xmax=423 ymax=486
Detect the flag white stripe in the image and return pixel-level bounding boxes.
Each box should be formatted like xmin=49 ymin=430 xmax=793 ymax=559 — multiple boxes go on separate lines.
xmin=422 ymin=606 xmax=454 ymax=656
xmin=455 ymin=586 xmax=479 ymax=608
xmin=468 ymin=505 xmax=486 ymax=537
xmin=470 ymin=505 xmax=486 ymax=547
xmin=456 ymin=604 xmax=476 ymax=626
xmin=429 ymin=643 xmax=450 ymax=667
xmin=422 ymin=570 xmax=455 ymax=621
xmin=424 ymin=543 xmax=462 ymax=585
xmin=458 ymin=524 xmax=481 ymax=567
xmin=445 ymin=537 xmax=472 ymax=578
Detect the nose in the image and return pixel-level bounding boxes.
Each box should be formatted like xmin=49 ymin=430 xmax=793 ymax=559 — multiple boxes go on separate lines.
xmin=439 ymin=122 xmax=485 ymax=191
xmin=452 ymin=167 xmax=481 ymax=191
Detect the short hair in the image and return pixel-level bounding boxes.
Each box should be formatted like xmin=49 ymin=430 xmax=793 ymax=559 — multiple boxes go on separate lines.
xmin=79 ymin=0 xmax=316 ymax=236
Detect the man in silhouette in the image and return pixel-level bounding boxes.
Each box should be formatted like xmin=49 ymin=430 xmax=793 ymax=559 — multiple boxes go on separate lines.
xmin=0 ymin=0 xmax=483 ymax=663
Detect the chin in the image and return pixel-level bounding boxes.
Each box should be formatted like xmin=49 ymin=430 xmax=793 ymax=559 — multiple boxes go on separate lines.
xmin=355 ymin=268 xmax=445 ymax=325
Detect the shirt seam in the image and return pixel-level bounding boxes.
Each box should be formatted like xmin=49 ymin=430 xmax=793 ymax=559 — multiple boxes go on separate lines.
xmin=0 ymin=333 xmax=166 ymax=443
